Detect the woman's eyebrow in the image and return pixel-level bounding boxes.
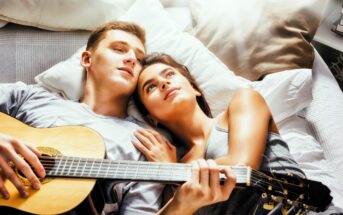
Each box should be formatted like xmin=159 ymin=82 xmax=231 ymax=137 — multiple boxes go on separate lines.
xmin=142 ymin=68 xmax=170 ymax=90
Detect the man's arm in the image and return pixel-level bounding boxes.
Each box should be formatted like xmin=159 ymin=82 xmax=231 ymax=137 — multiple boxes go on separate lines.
xmin=0 ymin=83 xmax=46 ymax=199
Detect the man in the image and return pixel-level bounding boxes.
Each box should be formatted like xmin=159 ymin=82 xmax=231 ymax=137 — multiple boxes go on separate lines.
xmin=0 ymin=21 xmax=235 ymax=214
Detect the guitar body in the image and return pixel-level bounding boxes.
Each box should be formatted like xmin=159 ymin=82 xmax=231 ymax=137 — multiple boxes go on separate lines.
xmin=0 ymin=113 xmax=105 ymax=214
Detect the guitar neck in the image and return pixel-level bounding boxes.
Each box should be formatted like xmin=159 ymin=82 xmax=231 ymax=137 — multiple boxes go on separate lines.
xmin=40 ymin=156 xmax=251 ymax=185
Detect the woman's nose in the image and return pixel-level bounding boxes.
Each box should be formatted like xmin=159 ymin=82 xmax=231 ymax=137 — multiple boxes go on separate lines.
xmin=160 ymin=80 xmax=169 ymax=90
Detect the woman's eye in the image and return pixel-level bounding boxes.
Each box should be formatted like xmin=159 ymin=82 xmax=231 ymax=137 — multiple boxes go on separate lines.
xmin=166 ymin=71 xmax=175 ymax=78
xmin=146 ymin=84 xmax=156 ymax=93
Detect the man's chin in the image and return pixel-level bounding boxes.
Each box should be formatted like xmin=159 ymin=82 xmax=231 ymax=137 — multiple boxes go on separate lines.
xmin=110 ymin=80 xmax=136 ymax=95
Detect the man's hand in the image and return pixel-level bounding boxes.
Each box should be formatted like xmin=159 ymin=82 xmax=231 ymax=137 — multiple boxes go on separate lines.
xmin=132 ymin=128 xmax=177 ymax=163
xmin=0 ymin=133 xmax=45 ymax=199
xmin=159 ymin=159 xmax=236 ymax=215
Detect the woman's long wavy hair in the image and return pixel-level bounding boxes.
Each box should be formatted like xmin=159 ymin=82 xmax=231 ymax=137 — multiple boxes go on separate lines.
xmin=133 ymin=53 xmax=212 ymax=119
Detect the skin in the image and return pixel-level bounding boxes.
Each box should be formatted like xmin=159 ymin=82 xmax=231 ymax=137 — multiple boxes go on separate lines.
xmin=0 ymin=29 xmax=235 ymax=215
xmin=135 ymin=63 xmax=279 ymax=169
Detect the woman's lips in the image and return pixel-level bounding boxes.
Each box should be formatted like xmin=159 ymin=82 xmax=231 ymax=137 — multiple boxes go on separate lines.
xmin=164 ymin=87 xmax=179 ymax=100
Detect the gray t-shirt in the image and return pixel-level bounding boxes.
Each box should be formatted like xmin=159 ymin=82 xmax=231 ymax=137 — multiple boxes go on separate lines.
xmin=0 ymin=82 xmax=164 ymax=215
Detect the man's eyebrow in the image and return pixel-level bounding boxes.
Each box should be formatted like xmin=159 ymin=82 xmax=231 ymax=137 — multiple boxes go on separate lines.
xmin=110 ymin=41 xmax=128 ymax=46
xmin=110 ymin=41 xmax=145 ymax=57
xmin=142 ymin=68 xmax=170 ymax=91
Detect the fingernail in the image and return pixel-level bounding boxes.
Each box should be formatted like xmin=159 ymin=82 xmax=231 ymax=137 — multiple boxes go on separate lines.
xmin=1 ymin=192 xmax=9 ymax=199
xmin=20 ymin=190 xmax=29 ymax=198
xmin=32 ymin=182 xmax=40 ymax=190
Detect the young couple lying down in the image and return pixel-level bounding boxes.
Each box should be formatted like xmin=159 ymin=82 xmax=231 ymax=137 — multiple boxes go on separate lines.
xmin=0 ymin=21 xmax=336 ymax=214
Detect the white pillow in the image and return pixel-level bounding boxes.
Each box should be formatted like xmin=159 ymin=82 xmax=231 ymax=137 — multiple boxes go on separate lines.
xmin=35 ymin=47 xmax=85 ymax=100
xmin=0 ymin=0 xmax=135 ymax=31
xmin=35 ymin=0 xmax=311 ymax=124
xmin=252 ymin=68 xmax=312 ymax=123
xmin=189 ymin=0 xmax=323 ymax=81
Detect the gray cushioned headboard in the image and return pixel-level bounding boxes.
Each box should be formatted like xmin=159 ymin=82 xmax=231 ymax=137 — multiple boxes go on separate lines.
xmin=0 ymin=23 xmax=90 ymax=84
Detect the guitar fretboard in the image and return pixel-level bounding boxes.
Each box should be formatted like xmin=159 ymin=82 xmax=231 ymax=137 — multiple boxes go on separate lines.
xmin=40 ymin=156 xmax=250 ymax=185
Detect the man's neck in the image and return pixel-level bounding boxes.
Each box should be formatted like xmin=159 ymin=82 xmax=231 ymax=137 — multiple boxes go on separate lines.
xmin=81 ymin=85 xmax=129 ymax=119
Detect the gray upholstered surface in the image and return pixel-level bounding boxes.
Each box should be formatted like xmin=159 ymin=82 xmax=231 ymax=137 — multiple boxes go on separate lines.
xmin=0 ymin=23 xmax=90 ymax=84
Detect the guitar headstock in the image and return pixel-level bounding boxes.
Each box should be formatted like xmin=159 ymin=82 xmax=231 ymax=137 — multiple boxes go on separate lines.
xmin=249 ymin=170 xmax=332 ymax=213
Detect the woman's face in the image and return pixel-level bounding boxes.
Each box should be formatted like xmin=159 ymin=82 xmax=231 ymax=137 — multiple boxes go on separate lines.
xmin=137 ymin=63 xmax=200 ymax=122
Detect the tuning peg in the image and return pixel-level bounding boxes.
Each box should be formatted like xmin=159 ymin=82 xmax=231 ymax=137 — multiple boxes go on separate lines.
xmin=261 ymin=193 xmax=275 ymax=211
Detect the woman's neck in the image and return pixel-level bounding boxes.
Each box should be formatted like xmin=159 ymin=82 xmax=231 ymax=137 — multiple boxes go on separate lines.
xmin=164 ymin=105 xmax=214 ymax=149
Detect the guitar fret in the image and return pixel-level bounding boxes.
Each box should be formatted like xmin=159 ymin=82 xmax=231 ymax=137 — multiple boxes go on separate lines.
xmin=53 ymin=156 xmax=63 ymax=176
xmin=60 ymin=157 xmax=68 ymax=176
xmin=88 ymin=158 xmax=95 ymax=177
xmin=67 ymin=157 xmax=75 ymax=176
xmin=157 ymin=163 xmax=160 ymax=180
xmin=124 ymin=161 xmax=129 ymax=179
xmin=74 ymin=158 xmax=81 ymax=176
xmin=105 ymin=160 xmax=111 ymax=178
xmin=96 ymin=160 xmax=102 ymax=177
xmin=114 ymin=160 xmax=120 ymax=178
xmin=135 ymin=161 xmax=140 ymax=180
xmin=170 ymin=164 xmax=174 ymax=181
xmin=81 ymin=158 xmax=87 ymax=176
xmin=145 ymin=162 xmax=150 ymax=180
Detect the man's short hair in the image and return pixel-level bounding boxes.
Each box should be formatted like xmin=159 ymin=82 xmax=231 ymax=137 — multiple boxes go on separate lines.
xmin=86 ymin=21 xmax=146 ymax=51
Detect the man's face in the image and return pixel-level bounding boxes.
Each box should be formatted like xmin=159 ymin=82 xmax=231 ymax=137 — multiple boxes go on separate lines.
xmin=87 ymin=29 xmax=145 ymax=96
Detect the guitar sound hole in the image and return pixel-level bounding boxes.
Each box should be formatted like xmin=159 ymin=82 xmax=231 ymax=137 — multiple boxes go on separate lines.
xmin=16 ymin=154 xmax=56 ymax=185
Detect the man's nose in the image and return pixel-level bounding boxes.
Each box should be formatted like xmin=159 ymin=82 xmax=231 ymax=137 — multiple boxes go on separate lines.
xmin=123 ymin=50 xmax=137 ymax=67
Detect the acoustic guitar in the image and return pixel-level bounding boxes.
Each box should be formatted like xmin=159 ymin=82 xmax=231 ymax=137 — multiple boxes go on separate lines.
xmin=0 ymin=112 xmax=332 ymax=214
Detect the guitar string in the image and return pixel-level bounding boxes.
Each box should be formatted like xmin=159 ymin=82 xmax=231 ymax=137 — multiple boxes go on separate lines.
xmin=37 ymin=160 xmax=312 ymax=207
xmin=39 ymin=157 xmax=247 ymax=174
xmin=35 ymin=162 xmax=314 ymax=210
xmin=38 ymin=157 xmax=250 ymax=181
xmin=38 ymin=157 xmax=303 ymax=193
xmin=38 ymin=156 xmax=305 ymax=188
xmin=36 ymin=156 xmax=314 ymax=210
xmin=35 ymin=158 xmax=311 ymax=206
xmin=37 ymin=156 xmax=302 ymax=186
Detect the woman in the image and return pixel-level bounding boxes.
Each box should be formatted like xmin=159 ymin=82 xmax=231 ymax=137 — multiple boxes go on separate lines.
xmin=132 ymin=53 xmax=306 ymax=214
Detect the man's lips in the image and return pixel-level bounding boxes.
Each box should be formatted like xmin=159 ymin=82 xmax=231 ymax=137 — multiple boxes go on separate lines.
xmin=164 ymin=87 xmax=179 ymax=100
xmin=118 ymin=67 xmax=133 ymax=77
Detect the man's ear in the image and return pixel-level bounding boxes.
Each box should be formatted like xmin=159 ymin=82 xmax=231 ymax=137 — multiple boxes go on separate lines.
xmin=144 ymin=115 xmax=158 ymax=127
xmin=81 ymin=50 xmax=92 ymax=68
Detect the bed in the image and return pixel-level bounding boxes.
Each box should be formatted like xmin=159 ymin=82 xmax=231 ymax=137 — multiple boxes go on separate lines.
xmin=1 ymin=0 xmax=342 ymax=212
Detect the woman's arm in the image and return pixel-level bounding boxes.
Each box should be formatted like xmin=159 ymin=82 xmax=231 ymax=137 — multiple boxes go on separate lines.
xmin=215 ymin=89 xmax=276 ymax=170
